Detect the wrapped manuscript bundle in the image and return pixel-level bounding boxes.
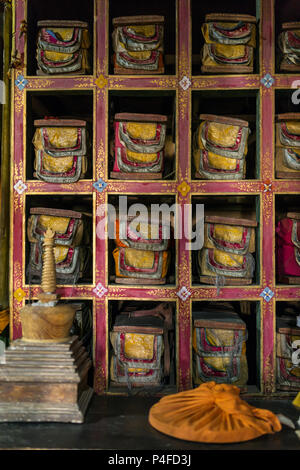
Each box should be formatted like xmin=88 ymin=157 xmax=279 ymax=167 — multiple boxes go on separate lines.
xmin=278 ymin=22 xmax=300 ymax=72
xmin=197 ymin=214 xmax=257 ymax=285
xmin=27 ymin=208 xmax=91 ymax=284
xmin=276 ymin=114 xmax=300 ymax=179
xmin=36 ymin=20 xmax=91 ymax=75
xmin=193 ymin=114 xmax=250 ymax=180
xmin=276 ymin=212 xmax=300 ymax=284
xmin=110 ymin=302 xmax=174 ymax=388
xmin=276 ymin=315 xmax=300 ymax=391
xmin=111 ymin=113 xmax=167 ymax=179
xmin=112 ymin=216 xmax=171 ymax=285
xmin=33 ymin=119 xmax=89 ymax=183
xmin=201 ymin=13 xmax=257 ymax=74
xmin=112 ymin=16 xmax=164 ymax=74
xmin=193 ymin=305 xmax=248 ymax=388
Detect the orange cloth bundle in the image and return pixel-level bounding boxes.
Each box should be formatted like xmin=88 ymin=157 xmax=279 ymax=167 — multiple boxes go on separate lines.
xmin=148 ymin=381 xmax=282 ymax=443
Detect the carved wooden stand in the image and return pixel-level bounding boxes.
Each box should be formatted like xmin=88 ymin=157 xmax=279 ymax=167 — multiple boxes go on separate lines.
xmin=0 ymin=229 xmax=93 ymax=422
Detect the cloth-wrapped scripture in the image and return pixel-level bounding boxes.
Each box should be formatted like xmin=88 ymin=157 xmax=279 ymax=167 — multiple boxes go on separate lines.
xmin=278 ymin=22 xmax=300 ymax=72
xmin=36 ymin=20 xmax=91 ymax=75
xmin=113 ymin=216 xmax=171 ymax=284
xmin=27 ymin=207 xmax=91 ymax=284
xmin=111 ymin=113 xmax=167 ymax=179
xmin=201 ymin=14 xmax=257 ymax=74
xmin=110 ymin=302 xmax=174 ymax=388
xmin=193 ymin=114 xmax=250 ymax=180
xmin=276 ymin=212 xmax=300 ymax=283
xmin=33 ymin=119 xmax=89 ymax=183
xmin=276 ymin=313 xmax=300 ymax=391
xmin=276 ymin=113 xmax=300 ymax=179
xmin=112 ymin=16 xmax=164 ymax=74
xmin=197 ymin=214 xmax=257 ymax=285
xmin=193 ymin=304 xmax=248 ymax=387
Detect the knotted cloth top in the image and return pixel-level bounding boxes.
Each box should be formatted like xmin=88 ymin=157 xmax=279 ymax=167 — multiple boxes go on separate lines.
xmin=148 ymin=381 xmax=282 ymax=443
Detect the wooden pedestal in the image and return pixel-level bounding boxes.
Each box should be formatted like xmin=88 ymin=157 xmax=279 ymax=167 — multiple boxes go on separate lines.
xmin=278 ymin=276 xmax=300 ymax=285
xmin=0 ymin=336 xmax=93 ymax=423
xmin=110 ymin=172 xmax=163 ymax=180
xmin=199 ymin=276 xmax=252 ymax=286
xmin=114 ymin=277 xmax=166 ymax=285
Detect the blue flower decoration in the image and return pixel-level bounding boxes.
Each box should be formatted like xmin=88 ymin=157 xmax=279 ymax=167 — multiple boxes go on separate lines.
xmin=93 ymin=178 xmax=107 ymax=192
xmin=260 ymin=287 xmax=275 ymax=302
xmin=15 ymin=74 xmax=28 ymax=91
xmin=261 ymin=73 xmax=274 ymax=89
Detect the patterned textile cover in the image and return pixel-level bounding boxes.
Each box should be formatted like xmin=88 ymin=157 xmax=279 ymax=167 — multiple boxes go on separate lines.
xmin=33 ymin=119 xmax=89 ymax=183
xmin=110 ymin=302 xmax=174 ymax=387
xmin=36 ymin=20 xmax=91 ymax=75
xmin=201 ymin=14 xmax=256 ymax=73
xmin=276 ymin=212 xmax=300 ymax=279
xmin=193 ymin=304 xmax=248 ymax=387
xmin=279 ymin=22 xmax=300 ymax=71
xmin=27 ymin=207 xmax=91 ymax=284
xmin=113 ymin=113 xmax=167 ymax=174
xmin=276 ymin=114 xmax=300 ymax=178
xmin=276 ymin=314 xmax=300 ymax=390
xmin=197 ymin=215 xmax=257 ymax=284
xmin=113 ymin=215 xmax=171 ymax=282
xmin=193 ymin=114 xmax=250 ymax=180
xmin=112 ymin=16 xmax=164 ymax=74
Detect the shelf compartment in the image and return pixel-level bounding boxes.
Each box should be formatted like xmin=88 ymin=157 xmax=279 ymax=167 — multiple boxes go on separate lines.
xmin=108 ymin=90 xmax=176 ymax=181
xmin=108 ymin=0 xmax=176 ymax=76
xmin=275 ymin=194 xmax=300 ymax=285
xmin=107 ymin=194 xmax=177 ymax=287
xmin=191 ymin=89 xmax=260 ymax=181
xmin=25 ymin=90 xmax=94 ymax=182
xmin=191 ymin=194 xmax=260 ymax=287
xmin=26 ymin=0 xmax=95 ymax=77
xmin=192 ymin=300 xmax=261 ymax=393
xmin=107 ymin=299 xmax=177 ymax=394
xmin=275 ymin=300 xmax=300 ymax=393
xmin=24 ymin=193 xmax=94 ymax=286
xmin=191 ymin=0 xmax=259 ymax=76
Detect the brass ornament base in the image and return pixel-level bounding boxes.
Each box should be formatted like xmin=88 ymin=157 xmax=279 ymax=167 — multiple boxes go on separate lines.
xmin=0 ymin=336 xmax=93 ymax=423
xmin=20 ymin=304 xmax=77 ymax=342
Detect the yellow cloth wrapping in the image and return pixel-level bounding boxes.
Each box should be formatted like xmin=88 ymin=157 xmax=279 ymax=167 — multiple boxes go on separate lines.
xmin=293 ymin=392 xmax=300 ymax=408
xmin=148 ymin=381 xmax=282 ymax=443
xmin=113 ymin=247 xmax=170 ymax=279
xmin=33 ymin=127 xmax=79 ymax=150
xmin=0 ymin=309 xmax=9 ymax=334
xmin=202 ymin=44 xmax=253 ymax=67
xmin=204 ymin=223 xmax=256 ymax=253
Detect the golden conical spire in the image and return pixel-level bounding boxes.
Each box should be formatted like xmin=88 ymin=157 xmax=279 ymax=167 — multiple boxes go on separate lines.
xmin=41 ymin=228 xmax=56 ymax=294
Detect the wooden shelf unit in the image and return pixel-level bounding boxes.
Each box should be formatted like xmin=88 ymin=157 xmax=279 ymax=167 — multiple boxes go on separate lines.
xmin=9 ymin=0 xmax=300 ymax=396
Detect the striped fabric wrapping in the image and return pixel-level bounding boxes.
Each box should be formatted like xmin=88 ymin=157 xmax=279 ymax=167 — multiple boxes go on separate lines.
xmin=197 ymin=214 xmax=257 ymax=285
xmin=276 ymin=212 xmax=300 ymax=282
xmin=201 ymin=14 xmax=257 ymax=73
xmin=275 ymin=114 xmax=300 ymax=179
xmin=33 ymin=119 xmax=89 ymax=183
xmin=26 ymin=207 xmax=91 ymax=284
xmin=112 ymin=16 xmax=164 ymax=74
xmin=36 ymin=20 xmax=91 ymax=75
xmin=112 ymin=113 xmax=167 ymax=177
xmin=193 ymin=305 xmax=248 ymax=387
xmin=193 ymin=114 xmax=250 ymax=180
xmin=113 ymin=216 xmax=171 ymax=283
xmin=279 ymin=22 xmax=300 ymax=72
xmin=276 ymin=315 xmax=300 ymax=391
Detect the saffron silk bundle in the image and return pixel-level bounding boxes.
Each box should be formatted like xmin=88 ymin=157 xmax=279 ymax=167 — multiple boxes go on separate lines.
xmin=148 ymin=381 xmax=282 ymax=443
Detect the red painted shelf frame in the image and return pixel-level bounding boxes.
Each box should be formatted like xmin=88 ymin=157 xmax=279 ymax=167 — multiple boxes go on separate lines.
xmin=10 ymin=0 xmax=300 ymax=395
